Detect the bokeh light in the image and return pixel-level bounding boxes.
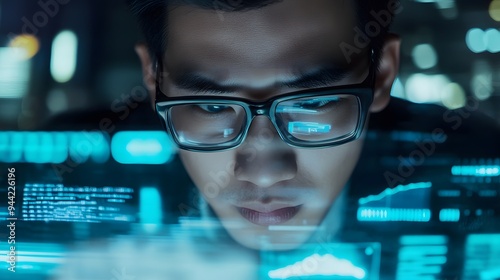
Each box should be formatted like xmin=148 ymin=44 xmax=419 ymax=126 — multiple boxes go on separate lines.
xmin=405 ymin=74 xmax=450 ymax=104
xmin=485 ymin=28 xmax=500 ymax=53
xmin=472 ymin=73 xmax=493 ymax=100
xmin=489 ymin=0 xmax=500 ymax=21
xmin=0 ymin=47 xmax=31 ymax=98
xmin=50 ymin=30 xmax=78 ymax=83
xmin=466 ymin=28 xmax=487 ymax=53
xmin=412 ymin=44 xmax=438 ymax=69
xmin=441 ymin=83 xmax=466 ymax=109
xmin=46 ymin=89 xmax=69 ymax=113
xmin=8 ymin=34 xmax=40 ymax=60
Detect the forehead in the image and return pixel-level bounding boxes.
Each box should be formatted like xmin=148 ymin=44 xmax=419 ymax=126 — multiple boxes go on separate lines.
xmin=164 ymin=0 xmax=358 ymax=71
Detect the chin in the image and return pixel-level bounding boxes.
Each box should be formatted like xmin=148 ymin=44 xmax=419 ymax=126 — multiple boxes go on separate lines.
xmin=224 ymin=224 xmax=317 ymax=251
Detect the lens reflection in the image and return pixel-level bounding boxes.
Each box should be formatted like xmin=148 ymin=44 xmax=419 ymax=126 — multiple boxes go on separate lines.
xmin=170 ymin=103 xmax=246 ymax=145
xmin=275 ymin=95 xmax=360 ymax=142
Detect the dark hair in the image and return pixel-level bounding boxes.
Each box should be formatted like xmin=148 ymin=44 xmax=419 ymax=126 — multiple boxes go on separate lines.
xmin=128 ymin=0 xmax=398 ymax=66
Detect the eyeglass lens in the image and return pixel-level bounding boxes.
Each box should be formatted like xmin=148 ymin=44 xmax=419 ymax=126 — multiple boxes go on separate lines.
xmin=166 ymin=94 xmax=360 ymax=146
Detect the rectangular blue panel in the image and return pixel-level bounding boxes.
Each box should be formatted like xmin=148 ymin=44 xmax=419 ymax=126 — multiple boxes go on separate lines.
xmin=357 ymin=207 xmax=431 ymax=222
xmin=261 ymin=243 xmax=381 ymax=280
xmin=439 ymin=208 xmax=460 ymax=222
xmin=111 ymin=131 xmax=174 ymax=164
xmin=139 ymin=187 xmax=162 ymax=224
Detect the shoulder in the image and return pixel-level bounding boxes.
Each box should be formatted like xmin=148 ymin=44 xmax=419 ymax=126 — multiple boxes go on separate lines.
xmin=368 ymin=97 xmax=500 ymax=157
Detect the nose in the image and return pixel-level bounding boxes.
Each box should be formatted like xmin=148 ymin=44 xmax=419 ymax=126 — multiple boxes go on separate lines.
xmin=234 ymin=116 xmax=297 ymax=188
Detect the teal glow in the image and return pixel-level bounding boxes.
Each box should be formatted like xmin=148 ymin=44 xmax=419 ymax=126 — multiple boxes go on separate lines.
xmin=23 ymin=132 xmax=38 ymax=163
xmin=397 ymin=256 xmax=447 ymax=264
xmin=69 ymin=132 xmax=91 ymax=163
xmin=359 ymin=182 xmax=432 ymax=205
xmin=0 ymin=131 xmax=109 ymax=164
xmin=268 ymin=253 xmax=366 ymax=279
xmin=400 ymin=235 xmax=448 ymax=246
xmin=397 ymin=235 xmax=448 ymax=280
xmin=437 ymin=190 xmax=461 ymax=197
xmin=464 ymin=234 xmax=500 ymax=274
xmin=24 ymin=132 xmax=54 ymax=164
xmin=52 ymin=132 xmax=68 ymax=164
xmin=466 ymin=28 xmax=487 ymax=53
xmin=399 ymin=246 xmax=448 ymax=257
xmin=111 ymin=131 xmax=174 ymax=164
xmin=452 ymin=165 xmax=500 ymax=177
xmin=0 ymin=132 xmax=7 ymax=162
xmin=0 ymin=242 xmax=66 ymax=272
xmin=139 ymin=187 xmax=162 ymax=224
xmin=357 ymin=207 xmax=431 ymax=222
xmin=10 ymin=132 xmax=24 ymax=163
xmin=485 ymin=28 xmax=500 ymax=53
xmin=439 ymin=208 xmax=460 ymax=222
xmin=89 ymin=132 xmax=110 ymax=163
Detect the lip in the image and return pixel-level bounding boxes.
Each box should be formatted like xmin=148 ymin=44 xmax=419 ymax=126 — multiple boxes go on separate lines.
xmin=236 ymin=205 xmax=301 ymax=226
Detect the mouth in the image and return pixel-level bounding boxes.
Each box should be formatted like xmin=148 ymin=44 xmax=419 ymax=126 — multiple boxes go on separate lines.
xmin=236 ymin=205 xmax=302 ymax=226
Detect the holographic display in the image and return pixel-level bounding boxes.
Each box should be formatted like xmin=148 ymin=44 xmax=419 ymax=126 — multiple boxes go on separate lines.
xmin=21 ymin=183 xmax=135 ymax=223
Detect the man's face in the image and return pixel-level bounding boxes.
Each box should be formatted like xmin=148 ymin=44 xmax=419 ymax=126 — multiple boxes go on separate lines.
xmin=158 ymin=0 xmax=375 ymax=250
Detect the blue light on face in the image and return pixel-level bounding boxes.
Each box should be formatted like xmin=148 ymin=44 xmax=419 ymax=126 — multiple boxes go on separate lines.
xmin=111 ymin=131 xmax=174 ymax=164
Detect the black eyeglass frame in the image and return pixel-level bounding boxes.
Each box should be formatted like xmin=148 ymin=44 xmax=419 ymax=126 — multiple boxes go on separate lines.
xmin=155 ymin=51 xmax=376 ymax=152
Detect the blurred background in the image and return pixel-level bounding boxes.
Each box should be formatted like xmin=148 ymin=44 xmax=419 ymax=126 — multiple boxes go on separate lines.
xmin=0 ymin=0 xmax=499 ymax=130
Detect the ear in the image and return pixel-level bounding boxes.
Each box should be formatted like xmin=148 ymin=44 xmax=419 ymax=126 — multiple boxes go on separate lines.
xmin=135 ymin=43 xmax=157 ymax=110
xmin=370 ymin=34 xmax=401 ymax=113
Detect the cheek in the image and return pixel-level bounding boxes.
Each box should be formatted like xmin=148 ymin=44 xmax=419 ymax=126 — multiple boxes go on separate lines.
xmin=179 ymin=150 xmax=236 ymax=198
xmin=296 ymin=139 xmax=364 ymax=200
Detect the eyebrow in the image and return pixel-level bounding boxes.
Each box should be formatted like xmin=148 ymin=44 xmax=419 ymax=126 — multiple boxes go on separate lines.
xmin=172 ymin=66 xmax=350 ymax=95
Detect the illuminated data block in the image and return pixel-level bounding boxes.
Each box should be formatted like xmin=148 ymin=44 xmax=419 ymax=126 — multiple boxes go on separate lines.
xmin=439 ymin=208 xmax=460 ymax=222
xmin=22 ymin=183 xmax=135 ymax=223
xmin=463 ymin=234 xmax=500 ymax=280
xmin=139 ymin=187 xmax=163 ymax=230
xmin=261 ymin=243 xmax=381 ymax=280
xmin=396 ymin=235 xmax=448 ymax=280
xmin=111 ymin=131 xmax=174 ymax=164
xmin=451 ymin=165 xmax=500 ymax=177
xmin=0 ymin=131 xmax=110 ymax=164
xmin=288 ymin=122 xmax=332 ymax=135
xmin=357 ymin=207 xmax=431 ymax=222
xmin=357 ymin=182 xmax=432 ymax=222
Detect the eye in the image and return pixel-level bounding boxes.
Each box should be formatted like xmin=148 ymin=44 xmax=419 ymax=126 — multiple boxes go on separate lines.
xmin=197 ymin=104 xmax=230 ymax=113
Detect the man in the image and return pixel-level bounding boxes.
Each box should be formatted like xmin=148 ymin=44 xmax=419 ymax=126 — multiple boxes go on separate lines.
xmin=129 ymin=0 xmax=402 ymax=250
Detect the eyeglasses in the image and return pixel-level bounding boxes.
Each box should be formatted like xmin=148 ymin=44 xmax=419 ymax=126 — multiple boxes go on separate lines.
xmin=155 ymin=53 xmax=375 ymax=152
